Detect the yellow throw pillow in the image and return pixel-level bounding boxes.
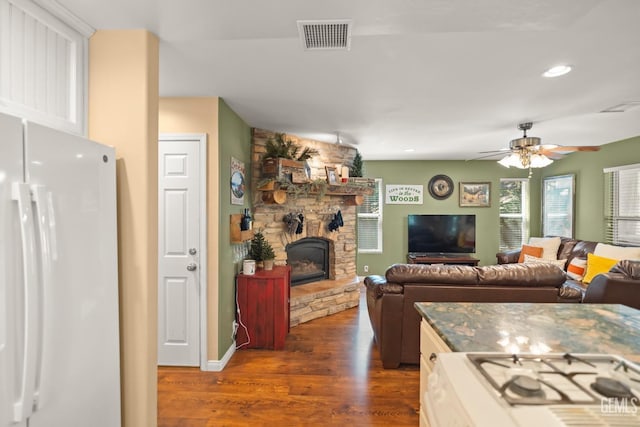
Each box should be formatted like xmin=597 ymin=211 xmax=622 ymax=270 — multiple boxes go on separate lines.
xmin=583 ymin=253 xmax=619 ymax=284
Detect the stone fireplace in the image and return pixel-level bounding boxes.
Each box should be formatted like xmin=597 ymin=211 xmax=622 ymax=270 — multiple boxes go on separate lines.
xmin=286 ymin=237 xmax=331 ymax=286
xmin=249 ymin=128 xmax=372 ymax=326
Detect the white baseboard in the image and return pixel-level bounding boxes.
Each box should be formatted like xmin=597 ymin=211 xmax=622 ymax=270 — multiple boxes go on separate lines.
xmin=203 ymin=342 xmax=236 ymax=371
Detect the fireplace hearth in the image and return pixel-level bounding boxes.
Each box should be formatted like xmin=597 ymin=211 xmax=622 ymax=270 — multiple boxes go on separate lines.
xmin=286 ymin=238 xmax=330 ymax=286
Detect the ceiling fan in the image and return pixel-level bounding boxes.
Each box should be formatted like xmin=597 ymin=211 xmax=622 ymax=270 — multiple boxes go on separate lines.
xmin=476 ymin=122 xmax=600 ymax=170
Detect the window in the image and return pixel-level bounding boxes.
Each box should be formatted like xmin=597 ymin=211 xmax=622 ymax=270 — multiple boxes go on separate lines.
xmin=499 ymin=178 xmax=529 ymax=251
xmin=357 ymin=178 xmax=382 ymax=253
xmin=604 ymin=164 xmax=640 ymax=246
xmin=542 ymin=174 xmax=575 ymax=238
xmin=0 ymin=0 xmax=91 ymax=134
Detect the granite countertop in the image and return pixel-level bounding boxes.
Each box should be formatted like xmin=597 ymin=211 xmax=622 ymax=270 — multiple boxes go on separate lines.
xmin=414 ymin=302 xmax=640 ymax=360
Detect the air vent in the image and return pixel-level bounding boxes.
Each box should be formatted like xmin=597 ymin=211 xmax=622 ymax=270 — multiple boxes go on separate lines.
xmin=297 ymin=20 xmax=353 ymax=51
xmin=601 ymin=101 xmax=640 ymax=113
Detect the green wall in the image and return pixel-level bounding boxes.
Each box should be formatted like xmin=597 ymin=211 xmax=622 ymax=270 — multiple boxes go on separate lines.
xmin=357 ymin=136 xmax=640 ymax=276
xmin=357 ymin=160 xmax=542 ymax=274
xmin=541 ymin=136 xmax=640 ymax=242
xmin=217 ymin=99 xmax=252 ymax=357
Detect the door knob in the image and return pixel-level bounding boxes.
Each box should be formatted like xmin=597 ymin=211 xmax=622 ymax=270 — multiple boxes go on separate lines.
xmin=189 ymin=248 xmax=197 ymax=255
xmin=186 ymin=263 xmax=197 ymax=271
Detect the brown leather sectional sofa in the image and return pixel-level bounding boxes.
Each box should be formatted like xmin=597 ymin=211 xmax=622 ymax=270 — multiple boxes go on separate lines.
xmin=497 ymin=237 xmax=640 ymax=309
xmin=364 ymin=262 xmax=569 ymax=368
xmin=366 ymin=237 xmax=640 ymax=369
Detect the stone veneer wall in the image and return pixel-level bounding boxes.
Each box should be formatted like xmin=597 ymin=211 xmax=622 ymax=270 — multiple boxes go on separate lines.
xmin=251 ymin=128 xmax=358 ymax=280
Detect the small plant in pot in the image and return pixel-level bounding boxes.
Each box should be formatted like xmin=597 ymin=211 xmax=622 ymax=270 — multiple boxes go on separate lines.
xmin=263 ymin=133 xmax=318 ymax=162
xmin=262 ymin=133 xmax=319 ymax=182
xmin=249 ymin=230 xmax=276 ymax=270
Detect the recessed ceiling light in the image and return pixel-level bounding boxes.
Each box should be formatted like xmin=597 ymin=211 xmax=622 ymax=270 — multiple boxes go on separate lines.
xmin=404 ymin=148 xmax=415 ymax=152
xmin=543 ymin=65 xmax=572 ymax=78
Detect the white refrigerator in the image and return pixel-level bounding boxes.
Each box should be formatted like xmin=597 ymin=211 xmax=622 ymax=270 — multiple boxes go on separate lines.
xmin=0 ymin=112 xmax=121 ymax=426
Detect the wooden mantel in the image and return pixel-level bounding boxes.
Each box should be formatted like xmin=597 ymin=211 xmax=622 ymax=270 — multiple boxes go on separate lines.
xmin=257 ymin=179 xmax=375 ymax=205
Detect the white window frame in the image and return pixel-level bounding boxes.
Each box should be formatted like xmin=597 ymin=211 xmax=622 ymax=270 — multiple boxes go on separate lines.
xmin=542 ymin=174 xmax=575 ymax=238
xmin=604 ymin=163 xmax=640 ymax=246
xmin=499 ymin=178 xmax=529 ymax=251
xmin=0 ymin=0 xmax=93 ymax=135
xmin=357 ymin=178 xmax=383 ymax=253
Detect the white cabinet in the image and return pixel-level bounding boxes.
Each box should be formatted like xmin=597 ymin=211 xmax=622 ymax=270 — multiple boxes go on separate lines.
xmin=419 ymin=319 xmax=451 ymax=427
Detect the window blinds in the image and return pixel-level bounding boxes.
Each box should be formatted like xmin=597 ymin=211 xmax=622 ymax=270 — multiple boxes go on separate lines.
xmin=499 ymin=179 xmax=529 ymax=251
xmin=357 ymin=178 xmax=382 ymax=253
xmin=542 ymin=175 xmax=574 ymax=238
xmin=604 ymin=164 xmax=640 ymax=246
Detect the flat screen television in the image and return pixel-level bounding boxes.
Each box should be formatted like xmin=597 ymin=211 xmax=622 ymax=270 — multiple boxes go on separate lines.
xmin=408 ymin=214 xmax=476 ymax=254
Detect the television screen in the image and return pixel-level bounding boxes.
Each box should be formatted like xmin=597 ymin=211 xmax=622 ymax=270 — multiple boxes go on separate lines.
xmin=408 ymin=214 xmax=476 ymax=254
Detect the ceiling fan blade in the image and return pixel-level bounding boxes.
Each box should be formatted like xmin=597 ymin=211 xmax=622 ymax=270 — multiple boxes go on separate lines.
xmin=467 ymin=152 xmax=507 ymax=161
xmin=477 ymin=148 xmax=510 ymax=154
xmin=544 ymin=152 xmax=566 ymax=160
xmin=544 ymin=145 xmax=600 ymax=153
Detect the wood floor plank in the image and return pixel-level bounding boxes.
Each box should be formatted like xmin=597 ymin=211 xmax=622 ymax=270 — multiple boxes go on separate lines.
xmin=158 ymin=288 xmax=419 ymax=426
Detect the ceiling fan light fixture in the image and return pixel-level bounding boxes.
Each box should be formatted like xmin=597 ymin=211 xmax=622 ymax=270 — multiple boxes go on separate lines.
xmin=498 ymin=153 xmax=526 ymax=169
xmin=498 ymin=152 xmax=553 ymax=169
xmin=543 ymin=65 xmax=572 ymax=78
xmin=529 ymin=153 xmax=553 ymax=168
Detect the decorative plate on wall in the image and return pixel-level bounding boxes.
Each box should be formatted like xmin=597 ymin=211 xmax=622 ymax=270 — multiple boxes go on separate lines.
xmin=428 ymin=174 xmax=454 ymax=200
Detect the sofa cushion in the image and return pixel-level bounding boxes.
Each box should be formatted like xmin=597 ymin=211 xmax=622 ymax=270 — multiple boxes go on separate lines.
xmin=594 ymin=243 xmax=640 ymax=261
xmin=609 ymin=260 xmax=640 ymax=279
xmin=558 ymin=237 xmax=579 ymax=262
xmin=529 ymin=237 xmax=562 ymax=260
xmin=518 ymin=245 xmax=544 ymax=263
xmin=523 ymin=254 xmax=567 ymax=270
xmin=558 ymin=281 xmax=585 ymax=300
xmin=476 ymin=263 xmax=566 ymax=287
xmin=583 ymin=253 xmax=619 ymax=284
xmin=566 ymin=257 xmax=587 ymax=281
xmin=568 ymin=240 xmax=598 ymax=264
xmin=364 ymin=275 xmax=404 ymax=298
xmin=385 ymin=263 xmax=478 ymax=285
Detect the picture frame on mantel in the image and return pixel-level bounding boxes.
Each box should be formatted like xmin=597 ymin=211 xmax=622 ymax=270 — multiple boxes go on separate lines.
xmin=459 ymin=182 xmax=490 ymax=207
xmin=325 ymin=166 xmax=338 ymax=184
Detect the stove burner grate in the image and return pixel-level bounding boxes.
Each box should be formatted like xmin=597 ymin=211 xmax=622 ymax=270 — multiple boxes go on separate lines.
xmin=591 ymin=376 xmax=635 ymax=399
xmin=466 ymin=353 xmax=640 ymax=406
xmin=508 ymin=375 xmax=546 ymax=398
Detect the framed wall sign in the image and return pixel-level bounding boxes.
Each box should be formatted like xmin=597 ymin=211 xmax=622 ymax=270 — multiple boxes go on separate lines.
xmin=385 ymin=184 xmax=423 ymax=204
xmin=230 ymin=157 xmax=245 ymax=205
xmin=459 ymin=182 xmax=491 ymax=207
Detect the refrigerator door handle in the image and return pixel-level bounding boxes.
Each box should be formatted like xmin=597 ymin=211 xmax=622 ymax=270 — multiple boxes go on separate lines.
xmin=11 ymin=182 xmax=40 ymax=423
xmin=31 ymin=185 xmax=54 ymax=411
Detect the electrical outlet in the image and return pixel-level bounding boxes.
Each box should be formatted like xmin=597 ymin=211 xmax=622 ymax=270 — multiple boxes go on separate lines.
xmin=232 ymin=321 xmax=239 ymax=340
xmin=364 ymin=265 xmax=369 ymax=273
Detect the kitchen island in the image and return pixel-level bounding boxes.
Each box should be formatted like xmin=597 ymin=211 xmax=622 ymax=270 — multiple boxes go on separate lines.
xmin=414 ymin=302 xmax=640 ymax=358
xmin=414 ymin=302 xmax=640 ymax=427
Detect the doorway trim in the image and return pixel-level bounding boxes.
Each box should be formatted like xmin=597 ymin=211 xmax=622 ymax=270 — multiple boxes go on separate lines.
xmin=158 ymin=133 xmax=208 ymax=370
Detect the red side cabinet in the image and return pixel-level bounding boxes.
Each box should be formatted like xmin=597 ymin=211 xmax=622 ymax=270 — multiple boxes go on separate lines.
xmin=236 ymin=265 xmax=291 ymax=350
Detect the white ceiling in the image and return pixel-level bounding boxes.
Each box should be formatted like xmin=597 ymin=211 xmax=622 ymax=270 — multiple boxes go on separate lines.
xmin=54 ymin=0 xmax=640 ymax=160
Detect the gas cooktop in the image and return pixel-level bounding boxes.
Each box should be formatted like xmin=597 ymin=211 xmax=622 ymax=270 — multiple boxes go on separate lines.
xmin=426 ymin=352 xmax=640 ymax=427
xmin=467 ymin=353 xmax=640 ymax=406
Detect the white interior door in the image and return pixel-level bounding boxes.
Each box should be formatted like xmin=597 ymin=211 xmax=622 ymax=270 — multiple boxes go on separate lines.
xmin=158 ymin=134 xmax=206 ymax=367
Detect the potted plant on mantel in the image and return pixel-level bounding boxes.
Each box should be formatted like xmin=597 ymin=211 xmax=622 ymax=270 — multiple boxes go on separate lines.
xmin=262 ymin=133 xmax=318 ymax=183
xmin=249 ymin=229 xmax=276 ymax=270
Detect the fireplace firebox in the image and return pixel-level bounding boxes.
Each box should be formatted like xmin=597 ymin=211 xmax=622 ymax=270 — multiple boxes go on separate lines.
xmin=286 ymin=238 xmax=330 ymax=286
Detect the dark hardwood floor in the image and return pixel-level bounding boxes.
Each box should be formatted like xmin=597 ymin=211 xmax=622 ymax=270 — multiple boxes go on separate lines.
xmin=158 ymin=288 xmax=420 ymax=426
